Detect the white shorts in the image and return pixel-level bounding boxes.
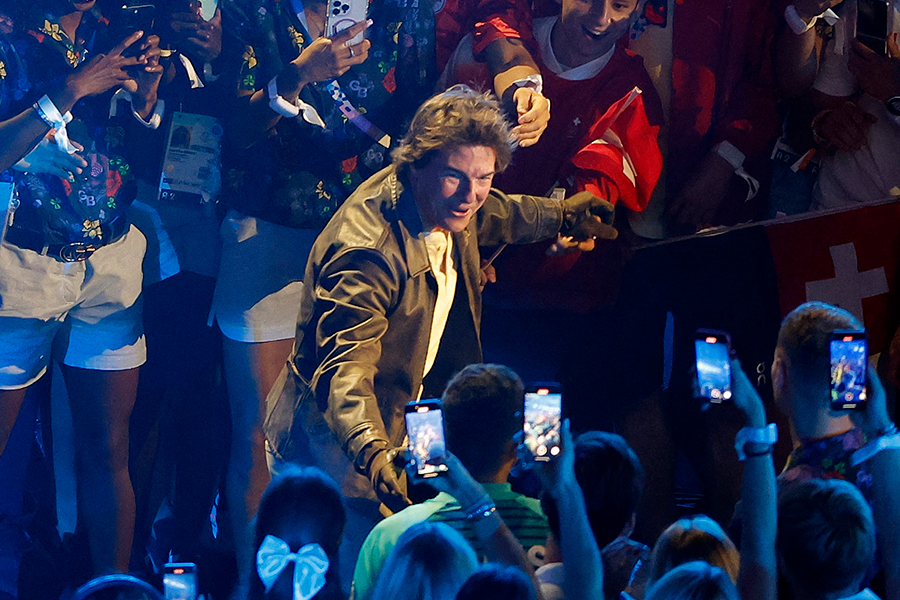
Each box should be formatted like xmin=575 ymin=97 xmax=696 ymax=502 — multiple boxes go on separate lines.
xmin=0 ymin=225 xmax=147 ymax=390
xmin=209 ymin=211 xmax=318 ymax=343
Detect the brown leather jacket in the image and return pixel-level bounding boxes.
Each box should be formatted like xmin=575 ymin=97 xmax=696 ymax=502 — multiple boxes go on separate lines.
xmin=265 ymin=165 xmax=564 ymax=500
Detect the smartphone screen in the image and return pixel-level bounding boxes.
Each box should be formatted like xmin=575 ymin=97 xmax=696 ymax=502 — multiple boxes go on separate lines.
xmin=405 ymin=401 xmax=448 ymax=478
xmin=830 ymin=331 xmax=868 ymax=410
xmin=524 ymin=384 xmax=562 ymax=461
xmin=695 ymin=331 xmax=732 ymax=403
xmin=857 ymin=0 xmax=889 ymax=55
xmin=163 ymin=563 xmax=198 ymax=600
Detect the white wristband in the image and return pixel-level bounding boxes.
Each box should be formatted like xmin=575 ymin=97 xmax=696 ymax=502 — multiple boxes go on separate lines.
xmin=267 ymin=76 xmax=301 ymax=118
xmin=851 ymin=433 xmax=900 ymax=466
xmin=34 ymin=95 xmax=77 ymax=154
xmin=735 ymin=423 xmax=778 ymax=461
xmin=510 ymin=74 xmax=544 ymax=95
xmin=784 ymin=5 xmax=840 ymax=35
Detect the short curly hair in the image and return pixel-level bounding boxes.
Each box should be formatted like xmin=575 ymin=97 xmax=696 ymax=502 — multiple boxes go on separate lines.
xmin=391 ymin=85 xmax=515 ymax=175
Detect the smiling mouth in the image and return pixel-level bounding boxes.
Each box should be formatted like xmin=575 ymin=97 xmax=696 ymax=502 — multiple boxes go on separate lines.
xmin=583 ymin=25 xmax=608 ymax=39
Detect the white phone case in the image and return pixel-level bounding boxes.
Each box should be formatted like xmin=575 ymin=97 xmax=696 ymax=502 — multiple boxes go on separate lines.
xmin=326 ymin=0 xmax=368 ymax=45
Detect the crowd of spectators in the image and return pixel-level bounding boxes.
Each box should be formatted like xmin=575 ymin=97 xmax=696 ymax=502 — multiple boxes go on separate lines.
xmin=0 ymin=0 xmax=897 ymax=596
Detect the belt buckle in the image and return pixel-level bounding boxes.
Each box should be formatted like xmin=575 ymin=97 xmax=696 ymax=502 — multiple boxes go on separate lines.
xmin=59 ymin=242 xmax=96 ymax=262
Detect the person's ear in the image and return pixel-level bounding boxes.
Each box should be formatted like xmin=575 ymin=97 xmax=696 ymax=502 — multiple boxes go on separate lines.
xmin=772 ymin=349 xmax=788 ymax=399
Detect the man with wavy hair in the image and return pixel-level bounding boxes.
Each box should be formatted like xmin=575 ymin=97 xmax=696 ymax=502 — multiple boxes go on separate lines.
xmin=265 ymin=86 xmax=614 ymax=514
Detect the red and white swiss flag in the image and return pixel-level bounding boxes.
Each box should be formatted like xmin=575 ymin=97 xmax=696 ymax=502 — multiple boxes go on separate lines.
xmin=570 ymin=87 xmax=663 ymax=213
xmin=765 ymin=200 xmax=900 ymax=353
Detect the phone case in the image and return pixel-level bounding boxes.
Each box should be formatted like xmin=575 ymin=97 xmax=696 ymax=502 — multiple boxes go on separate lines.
xmin=326 ymin=0 xmax=368 ymax=45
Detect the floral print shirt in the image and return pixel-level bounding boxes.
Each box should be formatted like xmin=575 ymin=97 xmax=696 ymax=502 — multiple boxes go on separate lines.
xmin=5 ymin=8 xmax=138 ymax=246
xmin=779 ymin=428 xmax=873 ymax=501
xmin=221 ymin=0 xmax=436 ymax=228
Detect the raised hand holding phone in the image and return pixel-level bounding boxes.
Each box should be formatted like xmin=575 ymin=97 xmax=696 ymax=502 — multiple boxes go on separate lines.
xmin=163 ymin=562 xmax=198 ymax=600
xmin=829 ymin=330 xmax=868 ymax=410
xmin=404 ymin=400 xmax=449 ymax=478
xmin=694 ymin=329 xmax=734 ymax=403
xmin=289 ymin=19 xmax=371 ymax=87
xmin=523 ymin=383 xmax=562 ymax=461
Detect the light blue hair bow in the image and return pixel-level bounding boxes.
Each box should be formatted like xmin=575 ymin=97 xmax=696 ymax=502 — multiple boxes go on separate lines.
xmin=256 ymin=535 xmax=329 ymax=600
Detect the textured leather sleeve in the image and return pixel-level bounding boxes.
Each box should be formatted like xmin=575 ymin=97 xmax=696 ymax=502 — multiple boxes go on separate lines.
xmin=309 ymin=246 xmax=401 ymax=466
xmin=475 ymin=188 xmax=564 ymax=246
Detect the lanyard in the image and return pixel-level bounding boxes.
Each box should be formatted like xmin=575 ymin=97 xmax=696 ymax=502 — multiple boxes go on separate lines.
xmin=289 ymin=0 xmax=390 ymax=147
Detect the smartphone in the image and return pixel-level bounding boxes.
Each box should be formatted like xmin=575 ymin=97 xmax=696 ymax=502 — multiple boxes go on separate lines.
xmin=108 ymin=4 xmax=157 ymax=56
xmin=163 ymin=563 xmax=198 ymax=600
xmin=325 ymin=0 xmax=368 ymax=46
xmin=694 ymin=329 xmax=733 ymax=403
xmin=856 ymin=0 xmax=889 ymax=55
xmin=524 ymin=383 xmax=562 ymax=461
xmin=830 ymin=330 xmax=868 ymax=410
xmin=405 ymin=400 xmax=448 ymax=478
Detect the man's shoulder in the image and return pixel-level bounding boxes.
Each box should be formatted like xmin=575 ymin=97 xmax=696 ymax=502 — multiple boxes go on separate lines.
xmin=354 ymin=495 xmax=452 ymax=600
xmin=372 ymin=496 xmax=450 ymax=536
xmin=323 ymin=167 xmax=402 ymax=252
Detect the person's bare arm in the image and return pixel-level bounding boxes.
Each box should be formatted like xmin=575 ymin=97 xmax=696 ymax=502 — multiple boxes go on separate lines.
xmin=774 ymin=0 xmax=843 ymax=97
xmin=0 ymin=30 xmax=148 ymax=172
xmin=229 ymin=19 xmax=371 ymax=149
xmin=538 ymin=420 xmax=604 ymax=600
xmin=483 ymin=37 xmax=550 ymax=147
xmin=732 ymin=361 xmax=777 ymax=600
xmin=427 ymin=453 xmax=545 ymax=600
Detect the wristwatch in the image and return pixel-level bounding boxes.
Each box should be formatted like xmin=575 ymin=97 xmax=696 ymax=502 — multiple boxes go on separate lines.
xmin=887 ymin=95 xmax=900 ymax=117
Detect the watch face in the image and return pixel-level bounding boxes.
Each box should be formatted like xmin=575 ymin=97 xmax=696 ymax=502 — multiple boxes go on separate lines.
xmin=888 ymin=97 xmax=900 ymax=117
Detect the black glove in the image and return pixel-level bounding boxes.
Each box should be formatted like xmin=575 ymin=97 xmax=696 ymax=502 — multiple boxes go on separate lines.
xmin=559 ymin=191 xmax=618 ymax=242
xmin=365 ymin=446 xmax=411 ymax=514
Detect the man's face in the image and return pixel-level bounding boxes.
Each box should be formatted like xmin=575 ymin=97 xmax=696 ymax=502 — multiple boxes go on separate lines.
xmin=409 ymin=145 xmax=496 ymax=233
xmin=557 ymin=0 xmax=639 ymax=63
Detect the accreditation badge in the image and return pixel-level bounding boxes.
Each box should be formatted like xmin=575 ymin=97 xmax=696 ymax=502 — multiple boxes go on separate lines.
xmin=158 ymin=111 xmax=223 ymax=205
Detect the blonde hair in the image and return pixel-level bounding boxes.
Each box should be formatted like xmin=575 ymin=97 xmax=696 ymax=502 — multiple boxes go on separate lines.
xmin=392 ymin=85 xmax=515 ymax=176
xmin=648 ymin=516 xmax=740 ymax=585
xmin=645 ymin=562 xmax=741 ymax=600
xmin=372 ymin=522 xmax=479 ymax=600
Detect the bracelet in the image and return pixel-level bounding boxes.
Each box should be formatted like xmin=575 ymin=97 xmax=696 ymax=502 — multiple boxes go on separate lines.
xmin=851 ymin=432 xmax=900 ymax=466
xmin=267 ymin=76 xmax=301 ymax=118
xmin=464 ymin=498 xmax=496 ymax=521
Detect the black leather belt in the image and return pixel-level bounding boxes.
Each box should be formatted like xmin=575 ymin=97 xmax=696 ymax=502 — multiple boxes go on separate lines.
xmin=4 ymin=219 xmax=129 ymax=262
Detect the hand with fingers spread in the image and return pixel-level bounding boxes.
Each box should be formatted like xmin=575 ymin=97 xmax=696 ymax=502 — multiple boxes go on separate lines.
xmin=12 ymin=136 xmax=87 ymax=178
xmin=289 ymin=19 xmax=372 ymax=88
xmin=65 ymin=30 xmax=150 ymax=100
xmin=511 ymin=87 xmax=550 ymax=148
